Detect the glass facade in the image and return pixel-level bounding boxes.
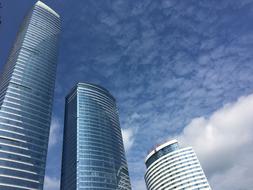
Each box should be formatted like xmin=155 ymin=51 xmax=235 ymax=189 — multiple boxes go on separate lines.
xmin=145 ymin=140 xmax=211 ymax=190
xmin=0 ymin=1 xmax=60 ymax=189
xmin=61 ymin=83 xmax=132 ymax=190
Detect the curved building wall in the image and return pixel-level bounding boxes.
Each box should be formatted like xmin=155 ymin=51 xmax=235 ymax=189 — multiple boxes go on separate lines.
xmin=61 ymin=83 xmax=131 ymax=190
xmin=0 ymin=1 xmax=60 ymax=190
xmin=145 ymin=141 xmax=211 ymax=190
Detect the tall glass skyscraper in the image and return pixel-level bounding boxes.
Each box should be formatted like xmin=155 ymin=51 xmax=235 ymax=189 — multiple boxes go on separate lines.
xmin=61 ymin=83 xmax=131 ymax=190
xmin=145 ymin=140 xmax=211 ymax=190
xmin=0 ymin=1 xmax=60 ymax=189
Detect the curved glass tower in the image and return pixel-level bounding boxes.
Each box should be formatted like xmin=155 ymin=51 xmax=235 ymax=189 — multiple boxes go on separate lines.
xmin=0 ymin=1 xmax=60 ymax=189
xmin=145 ymin=140 xmax=211 ymax=190
xmin=61 ymin=83 xmax=131 ymax=190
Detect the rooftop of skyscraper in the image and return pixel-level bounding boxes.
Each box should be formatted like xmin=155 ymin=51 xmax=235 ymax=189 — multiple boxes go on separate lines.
xmin=145 ymin=139 xmax=180 ymax=168
xmin=66 ymin=82 xmax=116 ymax=102
xmin=35 ymin=1 xmax=60 ymax=18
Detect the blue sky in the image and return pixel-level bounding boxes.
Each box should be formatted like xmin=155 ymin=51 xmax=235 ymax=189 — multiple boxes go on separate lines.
xmin=1 ymin=0 xmax=253 ymax=189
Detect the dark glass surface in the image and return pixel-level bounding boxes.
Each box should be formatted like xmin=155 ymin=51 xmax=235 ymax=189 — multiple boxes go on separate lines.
xmin=61 ymin=83 xmax=131 ymax=190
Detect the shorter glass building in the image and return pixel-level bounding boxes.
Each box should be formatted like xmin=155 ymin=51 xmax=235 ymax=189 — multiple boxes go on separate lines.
xmin=60 ymin=83 xmax=131 ymax=190
xmin=144 ymin=140 xmax=211 ymax=190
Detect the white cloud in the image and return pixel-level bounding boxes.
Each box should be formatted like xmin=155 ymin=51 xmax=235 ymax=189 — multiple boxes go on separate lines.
xmin=131 ymin=179 xmax=146 ymax=190
xmin=121 ymin=112 xmax=141 ymax=153
xmin=48 ymin=118 xmax=61 ymax=149
xmin=177 ymin=93 xmax=253 ymax=190
xmin=122 ymin=128 xmax=135 ymax=153
xmin=43 ymin=176 xmax=60 ymax=190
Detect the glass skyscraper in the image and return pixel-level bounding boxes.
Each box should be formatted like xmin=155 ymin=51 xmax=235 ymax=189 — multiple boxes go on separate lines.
xmin=145 ymin=140 xmax=211 ymax=190
xmin=61 ymin=83 xmax=132 ymax=190
xmin=0 ymin=1 xmax=60 ymax=189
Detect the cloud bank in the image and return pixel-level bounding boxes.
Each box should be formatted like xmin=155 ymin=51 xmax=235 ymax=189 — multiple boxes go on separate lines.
xmin=177 ymin=93 xmax=253 ymax=190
